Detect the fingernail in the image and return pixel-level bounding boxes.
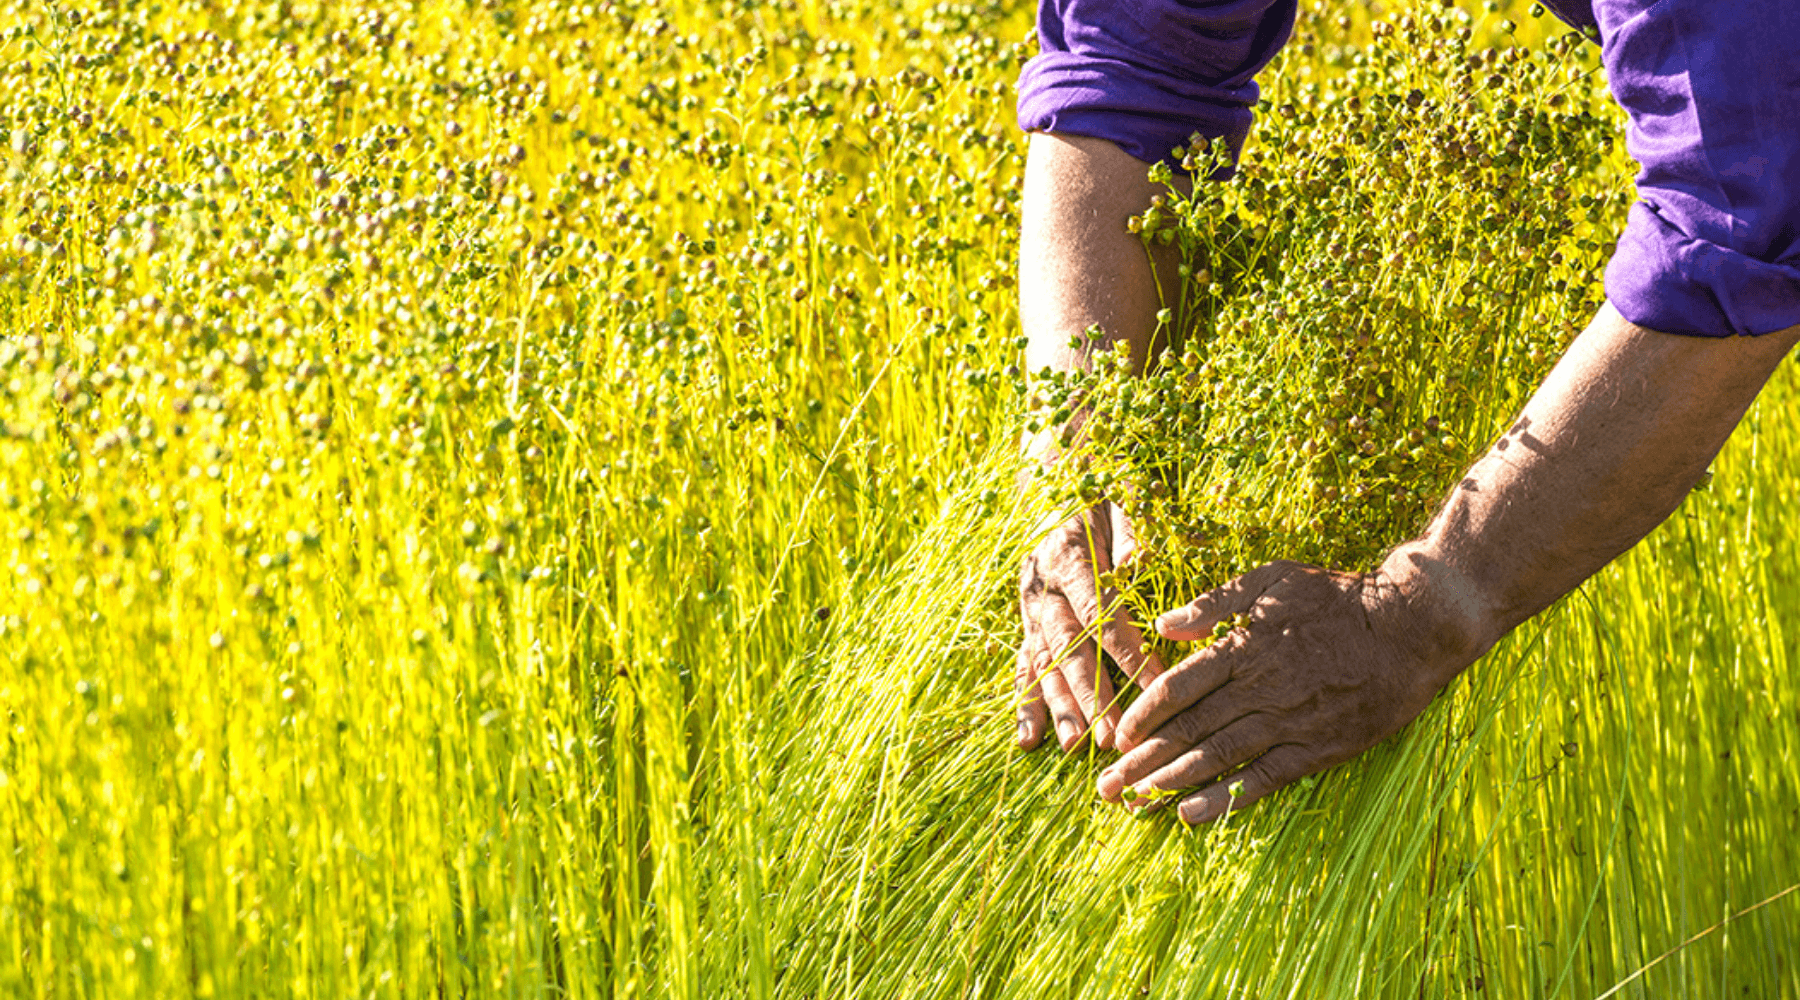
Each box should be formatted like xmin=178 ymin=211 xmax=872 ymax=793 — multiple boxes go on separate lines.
xmin=1096 ymin=769 xmax=1124 ymax=801
xmin=1056 ymin=720 xmax=1076 ymax=747
xmin=1179 ymin=798 xmax=1216 ymax=826
xmin=1016 ymin=720 xmax=1031 ymax=745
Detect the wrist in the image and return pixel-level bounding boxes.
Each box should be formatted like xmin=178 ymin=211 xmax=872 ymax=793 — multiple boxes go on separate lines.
xmin=1016 ymin=391 xmax=1093 ymax=490
xmin=1374 ymin=538 xmax=1504 ymax=694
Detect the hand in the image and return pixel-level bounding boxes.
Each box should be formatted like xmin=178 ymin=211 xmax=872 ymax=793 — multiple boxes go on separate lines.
xmin=1016 ymin=500 xmax=1166 ymax=751
xmin=1096 ymin=558 xmax=1478 ymax=825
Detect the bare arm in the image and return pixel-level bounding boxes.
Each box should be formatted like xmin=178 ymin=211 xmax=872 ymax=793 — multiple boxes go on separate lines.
xmin=1104 ymin=306 xmax=1800 ymax=824
xmin=1013 ymin=133 xmax=1186 ymax=751
xmin=1392 ymin=304 xmax=1799 ymax=664
xmin=1019 ymin=132 xmax=1183 ymax=378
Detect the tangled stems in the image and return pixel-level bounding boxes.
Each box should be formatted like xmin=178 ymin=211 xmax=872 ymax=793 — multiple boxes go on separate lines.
xmin=1026 ymin=13 xmax=1626 ymax=621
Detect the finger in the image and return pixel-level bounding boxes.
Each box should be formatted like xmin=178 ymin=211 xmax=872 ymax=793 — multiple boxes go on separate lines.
xmin=1014 ymin=627 xmax=1048 ymax=750
xmin=1054 ymin=555 xmax=1165 ymax=693
xmin=1099 ymin=697 xmax=1262 ymax=801
xmin=1136 ymin=717 xmax=1277 ymax=798
xmin=1107 ymin=501 xmax=1139 ymax=568
xmin=1114 ymin=644 xmax=1234 ymax=753
xmin=1015 ymin=575 xmax=1053 ymax=749
xmin=1039 ymin=656 xmax=1088 ymax=750
xmin=1153 ymin=561 xmax=1294 ymax=641
xmin=1088 ymin=663 xmax=1121 ymax=750
xmin=1054 ymin=639 xmax=1103 ymax=748
xmin=1053 ymin=539 xmax=1110 ymax=631
xmin=1033 ymin=590 xmax=1102 ymax=745
xmin=1102 ymin=612 xmax=1165 ymax=692
xmin=1176 ymin=744 xmax=1316 ymax=826
xmin=1096 ymin=730 xmax=1193 ymax=804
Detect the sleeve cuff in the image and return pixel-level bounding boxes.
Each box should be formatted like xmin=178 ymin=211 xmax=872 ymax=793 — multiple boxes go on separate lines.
xmin=1606 ymin=201 xmax=1800 ymax=337
xmin=1017 ymin=53 xmax=1253 ymax=171
xmin=1015 ymin=0 xmax=1295 ymax=174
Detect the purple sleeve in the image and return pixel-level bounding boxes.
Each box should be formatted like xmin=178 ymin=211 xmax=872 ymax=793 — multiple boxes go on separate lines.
xmin=1018 ymin=0 xmax=1799 ymax=336
xmin=1016 ymin=0 xmax=1297 ymax=170
xmin=1593 ymin=0 xmax=1800 ymax=337
xmin=1541 ymin=1 xmax=1600 ymax=34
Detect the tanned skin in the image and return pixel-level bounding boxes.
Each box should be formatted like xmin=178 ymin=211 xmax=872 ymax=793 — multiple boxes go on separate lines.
xmin=1015 ymin=132 xmax=1800 ymax=825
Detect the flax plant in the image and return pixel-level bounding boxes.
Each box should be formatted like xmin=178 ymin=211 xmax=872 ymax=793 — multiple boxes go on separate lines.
xmin=0 ymin=0 xmax=1793 ymax=998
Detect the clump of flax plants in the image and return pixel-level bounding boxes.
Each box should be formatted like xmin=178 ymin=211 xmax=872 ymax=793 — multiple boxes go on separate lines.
xmin=0 ymin=0 xmax=1034 ymax=994
xmin=1029 ymin=10 xmax=1630 ymax=619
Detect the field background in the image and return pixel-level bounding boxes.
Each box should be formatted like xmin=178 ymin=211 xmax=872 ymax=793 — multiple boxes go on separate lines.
xmin=0 ymin=0 xmax=1796 ymax=997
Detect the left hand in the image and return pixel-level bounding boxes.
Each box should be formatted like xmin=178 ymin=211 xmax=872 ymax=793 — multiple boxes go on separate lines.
xmin=1016 ymin=500 xmax=1165 ymax=751
xmin=1096 ymin=558 xmax=1478 ymax=825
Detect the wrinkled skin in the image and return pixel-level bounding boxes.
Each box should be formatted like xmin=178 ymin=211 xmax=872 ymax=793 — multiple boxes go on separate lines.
xmin=1015 ymin=501 xmax=1167 ymax=751
xmin=1014 ymin=126 xmax=1800 ymax=830
xmin=1095 ymin=559 xmax=1468 ymax=825
xmin=1024 ymin=307 xmax=1800 ymax=828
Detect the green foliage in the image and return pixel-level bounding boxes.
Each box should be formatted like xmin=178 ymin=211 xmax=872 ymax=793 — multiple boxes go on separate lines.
xmin=1036 ymin=11 xmax=1627 ymax=611
xmin=0 ymin=0 xmax=1795 ymax=998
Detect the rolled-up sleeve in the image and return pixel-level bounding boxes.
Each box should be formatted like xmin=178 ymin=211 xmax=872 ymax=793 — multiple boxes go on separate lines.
xmin=1597 ymin=0 xmax=1800 ymax=337
xmin=1016 ymin=0 xmax=1297 ymax=170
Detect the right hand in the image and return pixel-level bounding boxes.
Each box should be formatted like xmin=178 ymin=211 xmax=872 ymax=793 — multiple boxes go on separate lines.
xmin=1016 ymin=500 xmax=1166 ymax=751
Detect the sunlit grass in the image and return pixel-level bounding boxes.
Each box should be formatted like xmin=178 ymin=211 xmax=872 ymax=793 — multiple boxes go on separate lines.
xmin=0 ymin=0 xmax=1794 ymax=997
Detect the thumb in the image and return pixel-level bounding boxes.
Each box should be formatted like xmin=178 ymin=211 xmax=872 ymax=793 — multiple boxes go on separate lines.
xmin=1107 ymin=501 xmax=1140 ymax=569
xmin=1155 ymin=561 xmax=1292 ymax=641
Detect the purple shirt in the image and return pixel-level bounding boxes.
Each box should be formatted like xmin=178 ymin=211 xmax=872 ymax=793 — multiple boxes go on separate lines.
xmin=1018 ymin=0 xmax=1800 ymax=338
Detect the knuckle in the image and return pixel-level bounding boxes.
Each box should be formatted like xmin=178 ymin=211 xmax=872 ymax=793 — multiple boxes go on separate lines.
xmin=1069 ymin=594 xmax=1102 ymax=625
xmin=1018 ymin=560 xmax=1046 ymax=595
xmin=1206 ymin=729 xmax=1244 ymax=766
xmin=1105 ymin=633 xmax=1143 ymax=670
xmin=1169 ymin=710 xmax=1208 ymax=746
xmin=1251 ymin=751 xmax=1307 ymax=790
xmin=1262 ymin=560 xmax=1309 ymax=581
xmin=1056 ymin=644 xmax=1096 ymax=679
xmin=1175 ymin=746 xmax=1214 ymax=783
xmin=1119 ymin=694 xmax=1159 ymax=735
xmin=1013 ymin=654 xmax=1035 ymax=686
xmin=1244 ymin=758 xmax=1284 ymax=793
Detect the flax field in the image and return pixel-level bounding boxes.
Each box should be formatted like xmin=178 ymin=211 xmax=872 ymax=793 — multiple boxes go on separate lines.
xmin=1 ymin=0 xmax=1796 ymax=996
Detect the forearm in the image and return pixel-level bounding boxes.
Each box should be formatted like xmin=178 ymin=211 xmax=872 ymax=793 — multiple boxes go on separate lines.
xmin=1020 ymin=132 xmax=1186 ymax=442
xmin=1387 ymin=303 xmax=1800 ymax=678
xmin=1013 ymin=133 xmax=1190 ymax=749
